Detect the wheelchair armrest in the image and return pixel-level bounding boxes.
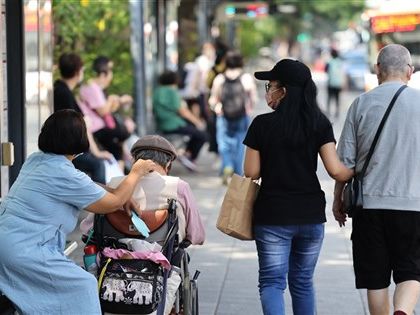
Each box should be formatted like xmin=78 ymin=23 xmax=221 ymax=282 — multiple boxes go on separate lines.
xmin=179 ymin=240 xmax=191 ymax=249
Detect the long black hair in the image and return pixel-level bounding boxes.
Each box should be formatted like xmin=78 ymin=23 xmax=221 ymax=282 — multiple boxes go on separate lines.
xmin=274 ymin=79 xmax=322 ymax=147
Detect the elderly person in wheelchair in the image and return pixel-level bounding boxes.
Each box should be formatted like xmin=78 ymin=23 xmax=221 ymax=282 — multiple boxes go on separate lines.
xmin=107 ymin=135 xmax=205 ymax=246
xmin=100 ymin=135 xmax=205 ymax=315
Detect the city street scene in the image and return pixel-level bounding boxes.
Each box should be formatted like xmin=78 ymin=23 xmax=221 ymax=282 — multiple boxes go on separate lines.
xmin=1 ymin=0 xmax=420 ymax=314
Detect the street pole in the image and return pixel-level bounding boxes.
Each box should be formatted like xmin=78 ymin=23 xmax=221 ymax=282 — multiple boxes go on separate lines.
xmin=129 ymin=0 xmax=146 ymax=136
xmin=198 ymin=0 xmax=209 ymax=46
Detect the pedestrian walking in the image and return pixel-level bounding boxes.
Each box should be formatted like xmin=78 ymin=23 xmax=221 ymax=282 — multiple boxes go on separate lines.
xmin=326 ymin=48 xmax=345 ymax=118
xmin=333 ymin=44 xmax=420 ymax=315
xmin=209 ymin=51 xmax=257 ymax=184
xmin=244 ymin=59 xmax=353 ymax=315
xmin=206 ymin=39 xmax=229 ymax=154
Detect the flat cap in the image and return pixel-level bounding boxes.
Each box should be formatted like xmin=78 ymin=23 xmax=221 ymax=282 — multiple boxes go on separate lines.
xmin=130 ymin=135 xmax=177 ymax=161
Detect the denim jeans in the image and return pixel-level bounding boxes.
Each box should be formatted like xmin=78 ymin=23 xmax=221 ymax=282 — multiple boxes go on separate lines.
xmin=216 ymin=115 xmax=249 ymax=174
xmin=254 ymin=224 xmax=324 ymax=315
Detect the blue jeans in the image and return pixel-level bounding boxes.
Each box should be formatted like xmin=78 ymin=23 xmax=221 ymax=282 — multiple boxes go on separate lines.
xmin=216 ymin=115 xmax=249 ymax=174
xmin=255 ymin=224 xmax=324 ymax=315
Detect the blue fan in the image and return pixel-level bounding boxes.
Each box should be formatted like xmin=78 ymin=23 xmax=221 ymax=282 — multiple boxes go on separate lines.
xmin=131 ymin=211 xmax=150 ymax=237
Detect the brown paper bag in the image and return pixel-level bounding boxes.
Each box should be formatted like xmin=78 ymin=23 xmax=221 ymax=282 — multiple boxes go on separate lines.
xmin=216 ymin=174 xmax=259 ymax=240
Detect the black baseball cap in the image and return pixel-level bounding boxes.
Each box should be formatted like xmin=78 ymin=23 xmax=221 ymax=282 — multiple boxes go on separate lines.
xmin=254 ymin=59 xmax=312 ymax=87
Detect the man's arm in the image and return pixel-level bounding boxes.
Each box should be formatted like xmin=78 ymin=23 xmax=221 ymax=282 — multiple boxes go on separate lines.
xmin=178 ymin=101 xmax=204 ymax=128
xmin=208 ymin=74 xmax=224 ymax=115
xmin=333 ymin=97 xmax=359 ymax=227
xmin=333 ymin=181 xmax=347 ymax=227
xmin=178 ymin=180 xmax=205 ymax=245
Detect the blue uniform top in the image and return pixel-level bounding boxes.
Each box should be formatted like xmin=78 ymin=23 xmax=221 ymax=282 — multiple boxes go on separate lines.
xmin=0 ymin=152 xmax=106 ymax=314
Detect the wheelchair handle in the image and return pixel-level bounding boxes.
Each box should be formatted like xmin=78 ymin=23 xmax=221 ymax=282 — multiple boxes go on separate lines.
xmin=167 ymin=198 xmax=177 ymax=214
xmin=193 ymin=270 xmax=201 ymax=281
xmin=179 ymin=240 xmax=191 ymax=249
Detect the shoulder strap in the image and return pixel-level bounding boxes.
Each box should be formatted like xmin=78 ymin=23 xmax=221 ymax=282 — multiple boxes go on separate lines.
xmin=222 ymin=73 xmax=243 ymax=82
xmin=359 ymin=85 xmax=407 ymax=178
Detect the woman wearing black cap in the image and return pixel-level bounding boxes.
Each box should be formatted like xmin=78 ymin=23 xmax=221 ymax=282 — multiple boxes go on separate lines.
xmin=243 ymin=59 xmax=353 ymax=315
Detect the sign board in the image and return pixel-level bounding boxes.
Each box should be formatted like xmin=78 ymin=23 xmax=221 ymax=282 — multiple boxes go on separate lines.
xmin=371 ymin=13 xmax=420 ymax=33
xmin=222 ymin=2 xmax=268 ymax=19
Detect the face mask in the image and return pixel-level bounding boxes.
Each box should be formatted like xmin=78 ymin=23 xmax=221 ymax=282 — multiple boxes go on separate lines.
xmin=266 ymin=93 xmax=280 ymax=110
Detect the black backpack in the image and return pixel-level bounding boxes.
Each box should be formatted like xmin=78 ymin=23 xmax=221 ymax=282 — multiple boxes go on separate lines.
xmin=220 ymin=74 xmax=247 ymax=120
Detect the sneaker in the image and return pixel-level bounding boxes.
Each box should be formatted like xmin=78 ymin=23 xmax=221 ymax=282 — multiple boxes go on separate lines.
xmin=178 ymin=155 xmax=197 ymax=172
xmin=222 ymin=167 xmax=234 ymax=185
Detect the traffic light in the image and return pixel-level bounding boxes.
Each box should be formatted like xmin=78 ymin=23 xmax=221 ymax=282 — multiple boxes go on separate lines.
xmin=224 ymin=2 xmax=268 ymax=19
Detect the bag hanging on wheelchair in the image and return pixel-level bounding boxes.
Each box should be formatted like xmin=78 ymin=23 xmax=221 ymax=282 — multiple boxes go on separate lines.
xmin=93 ymin=198 xmax=180 ymax=315
xmin=98 ymin=257 xmax=164 ymax=314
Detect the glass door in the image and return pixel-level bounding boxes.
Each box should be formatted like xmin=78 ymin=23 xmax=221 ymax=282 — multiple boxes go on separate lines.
xmin=0 ymin=0 xmax=9 ymax=199
xmin=24 ymin=0 xmax=53 ymax=156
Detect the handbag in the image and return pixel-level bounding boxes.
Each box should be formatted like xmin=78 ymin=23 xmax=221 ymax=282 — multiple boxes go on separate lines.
xmin=216 ymin=174 xmax=260 ymax=240
xmin=343 ymin=85 xmax=407 ymax=217
xmin=98 ymin=257 xmax=164 ymax=314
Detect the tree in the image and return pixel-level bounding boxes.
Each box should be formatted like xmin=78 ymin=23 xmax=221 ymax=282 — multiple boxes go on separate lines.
xmin=53 ymin=0 xmax=132 ymax=95
xmin=272 ymin=0 xmax=365 ymax=42
xmin=236 ymin=0 xmax=365 ymax=57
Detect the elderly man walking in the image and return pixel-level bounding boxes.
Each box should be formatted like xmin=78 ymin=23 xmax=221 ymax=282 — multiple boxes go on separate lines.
xmin=333 ymin=44 xmax=420 ymax=315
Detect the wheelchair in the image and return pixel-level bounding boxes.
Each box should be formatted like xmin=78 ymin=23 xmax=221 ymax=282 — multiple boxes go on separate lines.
xmin=90 ymin=198 xmax=199 ymax=315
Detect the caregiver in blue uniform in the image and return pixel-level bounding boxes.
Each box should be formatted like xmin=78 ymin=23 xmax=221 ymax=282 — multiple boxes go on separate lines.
xmin=0 ymin=109 xmax=156 ymax=314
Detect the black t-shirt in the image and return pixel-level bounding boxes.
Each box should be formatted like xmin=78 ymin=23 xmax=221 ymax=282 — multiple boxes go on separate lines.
xmin=243 ymin=111 xmax=335 ymax=225
xmin=53 ymin=80 xmax=82 ymax=113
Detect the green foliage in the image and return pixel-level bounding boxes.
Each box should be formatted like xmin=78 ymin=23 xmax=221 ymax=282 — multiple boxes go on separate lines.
xmin=53 ymin=0 xmax=132 ymax=94
xmin=274 ymin=0 xmax=365 ymax=35
xmin=236 ymin=0 xmax=365 ymax=56
xmin=238 ymin=18 xmax=277 ymax=57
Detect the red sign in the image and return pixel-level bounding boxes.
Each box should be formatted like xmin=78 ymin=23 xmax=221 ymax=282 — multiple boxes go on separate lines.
xmin=371 ymin=14 xmax=420 ymax=33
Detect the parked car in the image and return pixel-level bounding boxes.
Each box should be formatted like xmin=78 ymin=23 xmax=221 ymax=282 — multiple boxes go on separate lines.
xmin=342 ymin=50 xmax=370 ymax=90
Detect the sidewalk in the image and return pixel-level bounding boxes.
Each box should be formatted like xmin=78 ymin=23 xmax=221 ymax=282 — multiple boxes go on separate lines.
xmin=172 ymin=144 xmax=368 ymax=315
xmin=67 ymin=78 xmax=420 ymax=314
xmin=169 ymin=78 xmax=367 ymax=314
xmin=66 ymin=89 xmax=369 ymax=314
xmin=174 ymin=80 xmax=420 ymax=314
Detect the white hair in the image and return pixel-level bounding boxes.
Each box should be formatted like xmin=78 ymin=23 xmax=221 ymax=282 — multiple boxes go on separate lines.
xmin=377 ymin=44 xmax=412 ymax=78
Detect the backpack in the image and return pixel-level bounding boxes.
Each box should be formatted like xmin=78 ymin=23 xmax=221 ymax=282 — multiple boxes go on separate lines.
xmin=220 ymin=74 xmax=247 ymax=120
xmin=327 ymin=58 xmax=345 ymax=88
